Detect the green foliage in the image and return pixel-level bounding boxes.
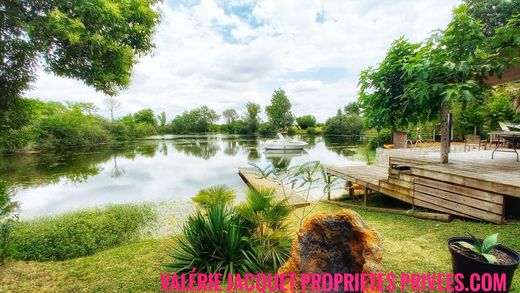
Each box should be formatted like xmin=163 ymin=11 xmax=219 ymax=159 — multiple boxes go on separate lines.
xmin=265 ymin=88 xmax=294 ymax=130
xmin=237 ymin=187 xmax=292 ymax=272
xmin=456 ymin=233 xmax=500 ymax=264
xmin=244 ymin=102 xmax=262 ymax=134
xmin=344 ymin=101 xmax=361 ymax=116
xmin=133 ymin=109 xmax=157 ymax=126
xmin=1 ymin=0 xmax=160 ymax=105
xmin=222 ymin=109 xmax=238 ymax=124
xmin=324 ymin=110 xmax=364 ymax=136
xmin=465 ymin=0 xmax=520 ymax=36
xmin=165 ymin=203 xmax=258 ymax=275
xmin=359 ymin=38 xmax=424 ymax=130
xmin=192 ymin=185 xmax=236 ymax=208
xmin=35 ymin=103 xmax=112 ymax=148
xmin=0 ymin=98 xmax=36 ymax=153
xmin=258 ymin=122 xmax=277 ymax=136
xmin=169 ymin=106 xmax=220 ymax=134
xmin=0 ymin=181 xmax=18 ymax=265
xmin=359 ymin=4 xmax=519 ymax=134
xmin=296 ymin=115 xmax=317 ymax=129
xmin=367 ymin=129 xmax=392 ymax=149
xmin=305 ymin=127 xmax=317 ymax=135
xmin=9 ymin=204 xmax=156 ymax=261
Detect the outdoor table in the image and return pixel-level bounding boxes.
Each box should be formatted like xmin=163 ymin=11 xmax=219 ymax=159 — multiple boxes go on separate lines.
xmin=490 ymin=131 xmax=520 ymax=162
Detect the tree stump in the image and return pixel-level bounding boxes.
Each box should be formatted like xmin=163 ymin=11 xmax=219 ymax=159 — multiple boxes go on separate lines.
xmin=279 ymin=210 xmax=383 ymax=292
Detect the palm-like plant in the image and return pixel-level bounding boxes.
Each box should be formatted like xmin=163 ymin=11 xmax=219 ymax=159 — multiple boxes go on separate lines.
xmin=238 ymin=187 xmax=293 ymax=272
xmin=192 ymin=185 xmax=236 ymax=208
xmin=164 ymin=203 xmax=259 ymax=275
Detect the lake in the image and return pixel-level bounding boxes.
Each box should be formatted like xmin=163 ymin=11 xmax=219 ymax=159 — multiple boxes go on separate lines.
xmin=0 ymin=135 xmax=371 ymax=219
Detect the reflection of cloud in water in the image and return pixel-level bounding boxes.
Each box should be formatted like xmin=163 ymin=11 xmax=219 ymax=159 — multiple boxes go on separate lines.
xmin=3 ymin=135 xmax=369 ymax=219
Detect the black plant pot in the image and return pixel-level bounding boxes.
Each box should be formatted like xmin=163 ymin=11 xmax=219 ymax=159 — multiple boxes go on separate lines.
xmin=448 ymin=237 xmax=520 ymax=293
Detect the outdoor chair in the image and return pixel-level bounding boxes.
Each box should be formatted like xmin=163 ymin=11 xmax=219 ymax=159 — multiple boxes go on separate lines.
xmin=464 ymin=135 xmax=487 ymax=152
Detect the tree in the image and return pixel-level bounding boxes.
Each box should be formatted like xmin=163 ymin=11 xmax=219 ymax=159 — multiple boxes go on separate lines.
xmin=465 ymin=0 xmax=520 ymax=36
xmin=134 ymin=109 xmax=156 ymax=126
xmin=295 ymin=115 xmax=317 ymax=129
xmin=265 ymin=88 xmax=294 ymax=130
xmin=1 ymin=0 xmax=160 ymax=104
xmin=359 ymin=5 xmax=518 ymax=163
xmin=170 ymin=106 xmax=219 ymax=134
xmin=323 ymin=109 xmax=364 ymax=136
xmin=222 ymin=109 xmax=239 ymax=124
xmin=104 ymin=97 xmax=121 ymax=122
xmin=1 ymin=0 xmax=159 ymax=152
xmin=244 ymin=102 xmax=261 ymax=134
xmin=344 ymin=102 xmax=361 ymax=116
xmin=157 ymin=111 xmax=167 ymax=134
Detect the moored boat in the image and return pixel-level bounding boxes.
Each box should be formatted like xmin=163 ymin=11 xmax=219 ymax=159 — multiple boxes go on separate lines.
xmin=263 ymin=133 xmax=308 ymax=150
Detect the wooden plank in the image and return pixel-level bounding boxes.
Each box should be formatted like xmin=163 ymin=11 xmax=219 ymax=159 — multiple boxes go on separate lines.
xmin=414 ymin=184 xmax=503 ymax=214
xmin=238 ymin=168 xmax=309 ymax=207
xmin=388 ymin=177 xmax=413 ymax=189
xmin=379 ymin=181 xmax=413 ymax=196
xmin=379 ymin=186 xmax=413 ymax=204
xmin=321 ymin=200 xmax=452 ymax=222
xmin=414 ymin=177 xmax=503 ymax=204
xmin=411 ymin=167 xmax=520 ymax=198
xmin=413 ymin=198 xmax=479 ymax=221
xmin=414 ymin=191 xmax=502 ymax=224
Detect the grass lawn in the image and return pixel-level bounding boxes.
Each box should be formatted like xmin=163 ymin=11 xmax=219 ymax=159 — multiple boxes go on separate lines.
xmin=1 ymin=202 xmax=519 ymax=292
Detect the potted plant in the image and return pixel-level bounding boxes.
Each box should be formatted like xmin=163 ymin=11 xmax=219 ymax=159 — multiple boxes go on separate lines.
xmin=448 ymin=233 xmax=520 ymax=293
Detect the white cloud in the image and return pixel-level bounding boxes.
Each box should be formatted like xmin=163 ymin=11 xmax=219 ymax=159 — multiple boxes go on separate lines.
xmin=24 ymin=0 xmax=460 ymax=121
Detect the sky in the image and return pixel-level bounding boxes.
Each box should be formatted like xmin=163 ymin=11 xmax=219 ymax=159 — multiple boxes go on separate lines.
xmin=25 ymin=0 xmax=461 ymax=122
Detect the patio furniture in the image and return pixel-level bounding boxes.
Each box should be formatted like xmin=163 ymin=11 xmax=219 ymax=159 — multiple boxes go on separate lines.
xmin=490 ymin=131 xmax=520 ymax=162
xmin=464 ymin=135 xmax=487 ymax=152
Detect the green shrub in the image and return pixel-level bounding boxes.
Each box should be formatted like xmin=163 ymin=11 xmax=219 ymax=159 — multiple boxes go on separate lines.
xmin=258 ymin=122 xmax=277 ymax=136
xmin=237 ymin=187 xmax=292 ymax=272
xmin=367 ymin=129 xmax=392 ymax=149
xmin=287 ymin=125 xmax=298 ymax=135
xmin=306 ymin=126 xmax=317 ymax=135
xmin=165 ymin=203 xmax=259 ymax=275
xmin=9 ymin=204 xmax=156 ymax=261
xmin=192 ymin=185 xmax=236 ymax=208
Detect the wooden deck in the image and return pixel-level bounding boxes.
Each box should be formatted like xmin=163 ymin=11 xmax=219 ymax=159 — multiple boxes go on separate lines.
xmin=238 ymin=167 xmax=310 ymax=207
xmin=327 ymin=151 xmax=520 ymax=224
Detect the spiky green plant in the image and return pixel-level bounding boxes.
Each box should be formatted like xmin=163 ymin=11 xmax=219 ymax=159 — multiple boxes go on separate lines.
xmin=165 ymin=203 xmax=259 ymax=275
xmin=191 ymin=185 xmax=236 ymax=208
xmin=456 ymin=233 xmax=500 ymax=264
xmin=237 ymin=187 xmax=293 ymax=272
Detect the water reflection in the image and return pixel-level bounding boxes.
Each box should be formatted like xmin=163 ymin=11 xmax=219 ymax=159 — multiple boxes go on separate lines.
xmin=0 ymin=135 xmax=369 ymax=218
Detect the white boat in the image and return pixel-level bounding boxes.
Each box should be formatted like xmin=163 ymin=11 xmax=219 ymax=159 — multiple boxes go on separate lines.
xmin=264 ymin=133 xmax=308 ymax=150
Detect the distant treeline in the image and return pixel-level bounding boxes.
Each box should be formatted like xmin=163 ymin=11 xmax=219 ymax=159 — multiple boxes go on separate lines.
xmin=0 ymin=89 xmax=367 ymax=153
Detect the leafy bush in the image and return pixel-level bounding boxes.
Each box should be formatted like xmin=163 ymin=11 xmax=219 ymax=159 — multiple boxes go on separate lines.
xmin=287 ymin=125 xmax=298 ymax=135
xmin=192 ymin=185 xmax=236 ymax=208
xmin=323 ymin=112 xmax=364 ymax=136
xmin=9 ymin=204 xmax=156 ymax=261
xmin=306 ymin=127 xmax=317 ymax=135
xmin=367 ymin=129 xmax=392 ymax=149
xmin=296 ymin=115 xmax=317 ymax=129
xmin=258 ymin=122 xmax=277 ymax=136
xmin=165 ymin=203 xmax=258 ymax=275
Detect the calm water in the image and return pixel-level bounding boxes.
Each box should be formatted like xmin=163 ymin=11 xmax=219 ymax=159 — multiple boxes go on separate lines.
xmin=0 ymin=135 xmax=370 ymax=219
